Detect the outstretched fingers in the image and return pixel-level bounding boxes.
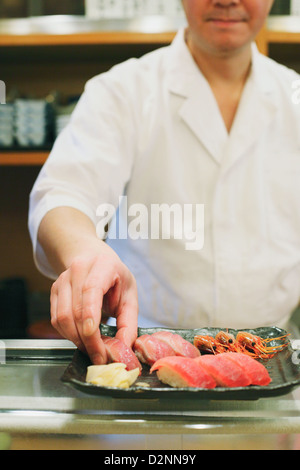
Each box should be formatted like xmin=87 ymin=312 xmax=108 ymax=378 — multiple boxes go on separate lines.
xmin=50 ymin=252 xmax=139 ymax=366
xmin=115 ymin=277 xmax=139 ymax=348
xmin=51 ymin=272 xmax=85 ymax=352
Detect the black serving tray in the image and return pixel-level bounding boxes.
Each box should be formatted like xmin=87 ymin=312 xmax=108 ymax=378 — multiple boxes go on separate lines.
xmin=61 ymin=325 xmax=300 ymax=400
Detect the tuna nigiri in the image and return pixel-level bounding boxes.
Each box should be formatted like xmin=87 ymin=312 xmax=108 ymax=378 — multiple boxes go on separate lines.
xmin=195 ymin=354 xmax=252 ymax=388
xmin=133 ymin=334 xmax=175 ymax=366
xmin=101 ymin=336 xmax=142 ymax=373
xmin=150 ymin=356 xmax=217 ymax=389
xmin=152 ymin=331 xmax=200 ymax=358
xmin=224 ymin=352 xmax=271 ymax=386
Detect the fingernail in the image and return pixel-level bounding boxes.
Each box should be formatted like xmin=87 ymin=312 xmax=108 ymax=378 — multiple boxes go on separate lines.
xmin=83 ymin=318 xmax=94 ymax=336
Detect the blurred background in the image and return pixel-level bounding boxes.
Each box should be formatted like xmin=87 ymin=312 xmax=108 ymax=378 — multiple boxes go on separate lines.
xmin=0 ymin=0 xmax=84 ymax=17
xmin=0 ymin=0 xmax=298 ymax=18
xmin=0 ymin=0 xmax=299 ymax=339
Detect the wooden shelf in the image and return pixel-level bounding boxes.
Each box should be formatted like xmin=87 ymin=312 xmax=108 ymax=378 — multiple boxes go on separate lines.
xmin=264 ymin=15 xmax=300 ymax=54
xmin=0 ymin=17 xmax=299 ymax=167
xmin=0 ymin=30 xmax=176 ymax=47
xmin=0 ymin=151 xmax=49 ymax=166
xmin=0 ymin=22 xmax=299 ymax=49
xmin=266 ymin=30 xmax=300 ymax=44
xmin=255 ymin=22 xmax=300 ymax=56
xmin=0 ymin=14 xmax=299 ymax=49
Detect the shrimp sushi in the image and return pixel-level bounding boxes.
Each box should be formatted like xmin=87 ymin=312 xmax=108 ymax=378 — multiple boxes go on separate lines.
xmin=150 ymin=356 xmax=217 ymax=389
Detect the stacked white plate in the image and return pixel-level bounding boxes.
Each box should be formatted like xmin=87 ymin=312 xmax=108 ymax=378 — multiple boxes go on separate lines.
xmin=14 ymin=99 xmax=53 ymax=147
xmin=0 ymin=104 xmax=14 ymax=147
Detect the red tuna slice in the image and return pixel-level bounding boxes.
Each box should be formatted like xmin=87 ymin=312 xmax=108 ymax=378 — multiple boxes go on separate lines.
xmin=152 ymin=331 xmax=200 ymax=358
xmin=133 ymin=334 xmax=175 ymax=366
xmin=195 ymin=354 xmax=252 ymax=388
xmin=101 ymin=336 xmax=142 ymax=373
xmin=224 ymin=352 xmax=271 ymax=386
xmin=150 ymin=356 xmax=217 ymax=389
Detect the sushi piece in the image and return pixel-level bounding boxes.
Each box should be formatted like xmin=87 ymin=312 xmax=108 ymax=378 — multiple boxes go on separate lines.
xmin=152 ymin=331 xmax=200 ymax=358
xmin=133 ymin=334 xmax=175 ymax=366
xmin=195 ymin=354 xmax=252 ymax=388
xmin=150 ymin=356 xmax=217 ymax=389
xmin=224 ymin=352 xmax=271 ymax=386
xmin=101 ymin=336 xmax=142 ymax=373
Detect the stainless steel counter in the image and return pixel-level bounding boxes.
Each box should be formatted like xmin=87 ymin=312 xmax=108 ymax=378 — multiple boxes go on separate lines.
xmin=0 ymin=339 xmax=300 ymax=442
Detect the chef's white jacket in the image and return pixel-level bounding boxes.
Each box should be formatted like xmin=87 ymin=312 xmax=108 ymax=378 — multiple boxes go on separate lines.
xmin=29 ymin=29 xmax=300 ymax=331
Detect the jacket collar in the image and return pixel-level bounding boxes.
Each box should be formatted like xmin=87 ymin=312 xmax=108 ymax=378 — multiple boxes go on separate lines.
xmin=166 ymin=29 xmax=279 ymax=170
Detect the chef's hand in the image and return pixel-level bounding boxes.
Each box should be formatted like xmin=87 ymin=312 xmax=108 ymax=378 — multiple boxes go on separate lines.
xmin=50 ymin=246 xmax=139 ymax=365
xmin=38 ymin=207 xmax=139 ymax=365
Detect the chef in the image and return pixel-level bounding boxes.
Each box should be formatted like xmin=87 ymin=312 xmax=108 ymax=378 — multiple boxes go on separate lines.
xmin=28 ymin=0 xmax=300 ymax=365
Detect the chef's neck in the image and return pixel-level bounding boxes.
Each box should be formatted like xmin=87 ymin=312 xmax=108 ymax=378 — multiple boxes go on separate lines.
xmin=185 ymin=31 xmax=252 ymax=89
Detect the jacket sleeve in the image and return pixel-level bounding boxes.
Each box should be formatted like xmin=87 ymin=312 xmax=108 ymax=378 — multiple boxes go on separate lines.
xmin=28 ymin=70 xmax=137 ymax=279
